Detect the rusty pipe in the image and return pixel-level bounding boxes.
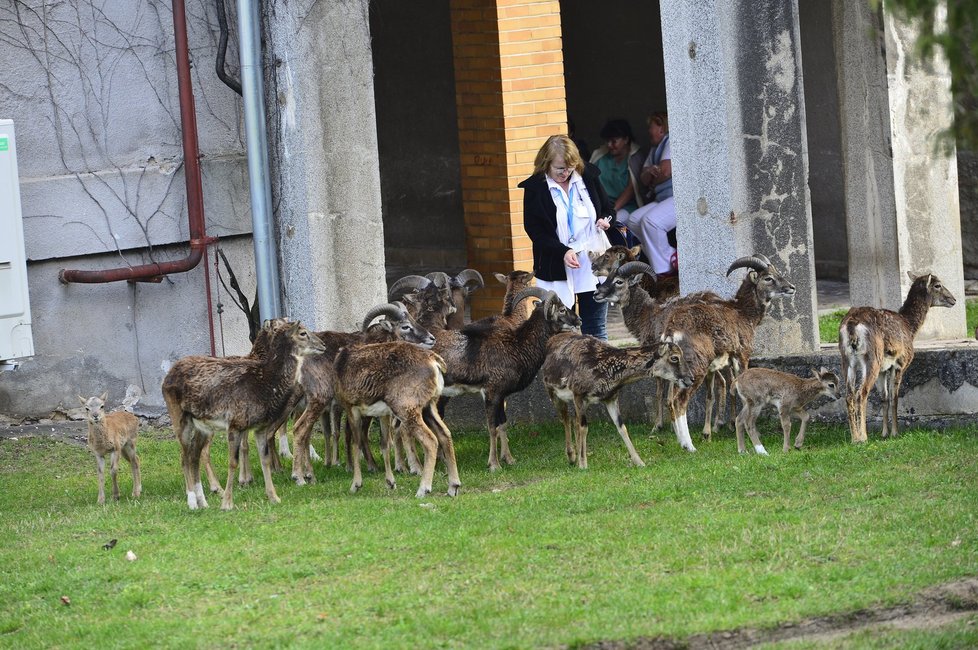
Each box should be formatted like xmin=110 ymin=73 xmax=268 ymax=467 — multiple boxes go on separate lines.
xmin=59 ymin=0 xmax=217 ymax=355
xmin=59 ymin=0 xmax=209 ymax=286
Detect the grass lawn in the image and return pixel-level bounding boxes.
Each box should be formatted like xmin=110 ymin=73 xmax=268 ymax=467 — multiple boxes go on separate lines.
xmin=818 ymin=297 xmax=978 ymax=343
xmin=1 ymin=420 xmax=976 ymax=648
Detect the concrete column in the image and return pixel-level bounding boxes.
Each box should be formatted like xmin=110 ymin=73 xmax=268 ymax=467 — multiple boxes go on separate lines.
xmin=832 ymin=0 xmax=903 ymax=311
xmin=262 ymin=0 xmax=387 ymax=331
xmin=450 ymin=0 xmax=567 ymax=319
xmin=660 ymin=0 xmax=819 ymax=354
xmin=883 ymin=8 xmax=967 ymax=339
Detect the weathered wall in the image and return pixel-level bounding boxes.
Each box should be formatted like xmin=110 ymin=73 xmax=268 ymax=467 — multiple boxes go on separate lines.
xmin=263 ymin=0 xmax=388 ymax=332
xmin=884 ymin=10 xmax=967 ymax=339
xmin=660 ymin=0 xmax=820 ymax=355
xmin=0 ymin=0 xmax=255 ymax=416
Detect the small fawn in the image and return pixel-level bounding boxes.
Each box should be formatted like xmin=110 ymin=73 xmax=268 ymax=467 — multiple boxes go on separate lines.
xmin=79 ymin=393 xmax=141 ymax=504
xmin=732 ymin=367 xmax=841 ymax=454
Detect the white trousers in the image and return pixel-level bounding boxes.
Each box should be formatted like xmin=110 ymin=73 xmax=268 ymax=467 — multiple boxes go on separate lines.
xmin=625 ymin=196 xmax=676 ymax=274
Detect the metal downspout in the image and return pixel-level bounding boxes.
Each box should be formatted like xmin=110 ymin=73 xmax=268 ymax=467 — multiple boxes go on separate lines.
xmin=58 ymin=0 xmax=217 ymax=355
xmin=237 ymin=0 xmax=281 ymax=321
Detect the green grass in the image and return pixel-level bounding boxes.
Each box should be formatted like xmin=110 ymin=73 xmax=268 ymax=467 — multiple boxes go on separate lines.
xmin=818 ymin=297 xmax=978 ymax=343
xmin=1 ymin=422 xmax=976 ymax=649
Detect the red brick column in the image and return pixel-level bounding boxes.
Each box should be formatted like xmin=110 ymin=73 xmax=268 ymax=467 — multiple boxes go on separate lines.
xmin=449 ymin=0 xmax=567 ymax=319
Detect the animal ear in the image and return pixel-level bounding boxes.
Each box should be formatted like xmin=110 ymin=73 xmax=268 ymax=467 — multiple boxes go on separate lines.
xmin=78 ymin=395 xmax=87 ymax=405
xmin=811 ymin=368 xmax=820 ymax=379
xmin=99 ymin=391 xmax=108 ymax=401
xmin=587 ymin=251 xmax=600 ymax=263
xmin=906 ymin=270 xmax=916 ymax=282
xmin=629 ymin=245 xmax=642 ymax=258
xmin=748 ymin=270 xmax=758 ymax=283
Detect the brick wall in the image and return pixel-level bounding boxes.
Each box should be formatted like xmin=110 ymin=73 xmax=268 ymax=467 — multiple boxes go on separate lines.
xmin=450 ymin=0 xmax=568 ymax=319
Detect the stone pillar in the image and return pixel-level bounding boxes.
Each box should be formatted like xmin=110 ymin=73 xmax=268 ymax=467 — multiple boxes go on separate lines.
xmin=660 ymin=0 xmax=819 ymax=354
xmin=449 ymin=0 xmax=567 ymax=319
xmin=262 ymin=0 xmax=387 ymax=331
xmin=883 ymin=8 xmax=967 ymax=339
xmin=832 ymin=0 xmax=903 ymax=312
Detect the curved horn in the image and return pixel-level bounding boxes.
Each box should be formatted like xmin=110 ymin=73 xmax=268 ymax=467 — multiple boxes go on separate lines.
xmin=726 ymin=256 xmax=769 ymax=276
xmin=753 ymin=253 xmax=772 ymax=267
xmin=388 ymin=275 xmax=431 ymax=301
xmin=616 ymin=261 xmax=655 ymax=278
xmin=454 ymin=268 xmax=484 ymax=290
xmin=425 ymin=271 xmax=452 ymax=288
xmin=541 ymin=289 xmax=559 ymax=316
xmin=512 ymin=286 xmax=549 ymax=307
xmin=361 ymin=303 xmax=406 ymax=332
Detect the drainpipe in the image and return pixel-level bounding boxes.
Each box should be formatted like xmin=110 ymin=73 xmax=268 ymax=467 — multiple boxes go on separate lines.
xmin=237 ymin=0 xmax=282 ymax=321
xmin=58 ymin=0 xmax=217 ymax=354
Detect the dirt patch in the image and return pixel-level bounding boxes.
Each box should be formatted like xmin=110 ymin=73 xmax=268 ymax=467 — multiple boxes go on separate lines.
xmin=0 ymin=422 xmax=89 ymax=446
xmin=577 ymin=577 xmax=978 ymax=649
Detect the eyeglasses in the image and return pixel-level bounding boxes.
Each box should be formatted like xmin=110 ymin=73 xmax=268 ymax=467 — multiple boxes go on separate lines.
xmin=550 ymin=166 xmax=571 ymax=175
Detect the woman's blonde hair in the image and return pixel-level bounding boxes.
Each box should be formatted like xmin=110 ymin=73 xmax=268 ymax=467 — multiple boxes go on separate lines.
xmin=647 ymin=112 xmax=669 ymax=132
xmin=532 ymin=135 xmax=584 ymax=176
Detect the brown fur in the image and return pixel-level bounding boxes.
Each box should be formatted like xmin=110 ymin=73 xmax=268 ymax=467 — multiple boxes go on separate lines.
xmin=589 ymin=245 xmax=679 ymax=301
xmin=433 ymin=290 xmax=581 ymax=470
xmin=542 ymin=334 xmax=692 ymax=468
xmin=289 ymin=305 xmax=435 ymax=483
xmin=593 ymin=263 xmax=724 ymax=433
xmin=732 ymin=367 xmax=840 ymax=453
xmin=658 ymin=258 xmax=795 ymax=447
xmin=79 ymin=393 xmax=141 ymax=504
xmin=334 ymin=341 xmax=460 ymax=497
xmin=839 ymin=272 xmax=956 ymax=443
xmin=162 ymin=320 xmax=326 ymax=510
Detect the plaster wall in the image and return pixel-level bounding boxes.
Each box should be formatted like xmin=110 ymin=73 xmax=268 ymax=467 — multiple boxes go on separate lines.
xmin=660 ymin=0 xmax=819 ymax=355
xmin=262 ymin=0 xmax=387 ymax=332
xmin=0 ymin=0 xmax=255 ymax=416
xmin=884 ymin=11 xmax=967 ymax=339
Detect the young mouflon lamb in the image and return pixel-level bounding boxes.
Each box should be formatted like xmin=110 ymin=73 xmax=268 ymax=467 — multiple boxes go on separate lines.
xmin=731 ymin=367 xmax=841 ymax=455
xmin=79 ymin=393 xmax=141 ymax=504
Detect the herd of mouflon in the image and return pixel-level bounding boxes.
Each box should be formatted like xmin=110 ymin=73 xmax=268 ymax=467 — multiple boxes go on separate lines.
xmin=79 ymin=247 xmax=957 ymax=508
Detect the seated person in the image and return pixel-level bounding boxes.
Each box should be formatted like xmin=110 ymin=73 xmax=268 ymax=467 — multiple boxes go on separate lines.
xmin=589 ymin=119 xmax=648 ymax=248
xmin=625 ymin=112 xmax=676 ymax=275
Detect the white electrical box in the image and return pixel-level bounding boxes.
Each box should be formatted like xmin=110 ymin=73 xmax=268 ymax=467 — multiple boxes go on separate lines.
xmin=0 ymin=119 xmax=34 ymax=368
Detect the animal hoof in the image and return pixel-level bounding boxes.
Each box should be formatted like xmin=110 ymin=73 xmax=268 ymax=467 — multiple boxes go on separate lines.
xmin=415 ymin=486 xmax=432 ymax=498
xmin=633 ymin=459 xmax=647 ymax=468
xmin=754 ymin=444 xmax=769 ymax=456
xmin=220 ymin=501 xmax=234 ymax=511
xmin=683 ymin=445 xmax=697 ymax=453
xmin=447 ymin=484 xmax=460 ymax=497
xmin=350 ymin=482 xmax=361 ymax=494
xmin=386 ymin=479 xmax=396 ymax=490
